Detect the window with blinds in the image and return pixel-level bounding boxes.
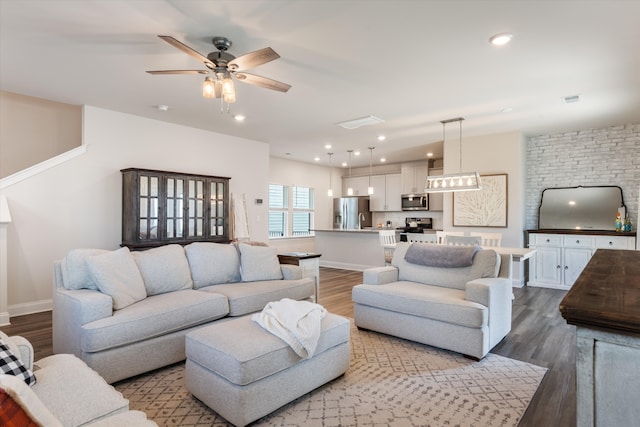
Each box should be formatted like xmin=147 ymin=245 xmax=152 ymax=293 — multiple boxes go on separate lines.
xmin=268 ymin=184 xmax=314 ymax=238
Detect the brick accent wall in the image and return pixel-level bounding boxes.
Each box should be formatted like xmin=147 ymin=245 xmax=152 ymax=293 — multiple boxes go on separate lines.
xmin=526 ymin=123 xmax=640 ymax=230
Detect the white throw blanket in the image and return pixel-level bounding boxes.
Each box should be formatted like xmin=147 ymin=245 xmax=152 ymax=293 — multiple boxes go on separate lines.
xmin=252 ymin=298 xmax=327 ymax=359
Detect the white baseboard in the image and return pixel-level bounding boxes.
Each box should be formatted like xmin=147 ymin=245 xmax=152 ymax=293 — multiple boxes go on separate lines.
xmin=8 ymin=299 xmax=52 ymax=318
xmin=0 ymin=311 xmax=10 ymax=327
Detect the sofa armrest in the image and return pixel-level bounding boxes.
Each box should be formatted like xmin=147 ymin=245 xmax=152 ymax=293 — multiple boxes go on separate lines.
xmin=363 ymin=266 xmax=399 ymax=285
xmin=465 ymin=277 xmax=512 ymax=307
xmin=6 ymin=336 xmax=34 ymax=371
xmin=280 ymin=264 xmax=303 ymax=280
xmin=52 ymin=287 xmax=113 ymax=357
xmin=466 ymin=277 xmax=513 ymax=347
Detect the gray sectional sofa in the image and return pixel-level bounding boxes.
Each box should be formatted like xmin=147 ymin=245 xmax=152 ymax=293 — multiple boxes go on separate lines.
xmin=53 ymin=242 xmax=315 ymax=383
xmin=352 ymin=242 xmax=513 ymax=359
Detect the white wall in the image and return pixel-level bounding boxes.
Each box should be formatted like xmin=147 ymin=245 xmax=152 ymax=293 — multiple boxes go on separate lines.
xmin=1 ymin=106 xmax=270 ymax=316
xmin=442 ymin=131 xmax=526 ymax=248
xmin=267 ymin=157 xmax=337 ymax=254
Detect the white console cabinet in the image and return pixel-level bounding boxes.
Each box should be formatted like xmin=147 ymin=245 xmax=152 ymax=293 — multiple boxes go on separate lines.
xmin=528 ymin=232 xmax=635 ymax=289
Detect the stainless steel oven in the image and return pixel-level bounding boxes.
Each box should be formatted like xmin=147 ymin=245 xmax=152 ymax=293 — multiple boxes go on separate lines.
xmin=401 ymin=194 xmax=428 ymax=211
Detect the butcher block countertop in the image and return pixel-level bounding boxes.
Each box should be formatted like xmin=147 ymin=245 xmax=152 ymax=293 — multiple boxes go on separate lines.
xmin=559 ymin=249 xmax=640 ymax=334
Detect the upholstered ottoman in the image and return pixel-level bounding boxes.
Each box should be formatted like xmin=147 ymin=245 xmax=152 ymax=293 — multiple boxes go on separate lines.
xmin=185 ymin=313 xmax=351 ymax=427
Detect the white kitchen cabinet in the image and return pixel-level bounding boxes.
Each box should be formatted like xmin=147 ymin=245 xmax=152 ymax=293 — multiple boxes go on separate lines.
xmin=342 ymin=176 xmax=370 ymax=196
xmin=563 ymin=248 xmax=593 ymax=287
xmin=370 ymin=173 xmax=401 ymax=211
xmin=401 ymin=163 xmax=428 ymax=194
xmin=528 ymin=232 xmax=635 ymax=289
xmin=427 ymin=168 xmax=444 ymax=211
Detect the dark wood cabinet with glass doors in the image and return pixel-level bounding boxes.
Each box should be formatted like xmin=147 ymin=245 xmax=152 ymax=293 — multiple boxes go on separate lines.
xmin=121 ymin=168 xmax=230 ymax=249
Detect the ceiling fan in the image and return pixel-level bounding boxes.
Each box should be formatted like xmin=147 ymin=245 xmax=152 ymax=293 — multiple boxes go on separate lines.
xmin=147 ymin=35 xmax=291 ymax=106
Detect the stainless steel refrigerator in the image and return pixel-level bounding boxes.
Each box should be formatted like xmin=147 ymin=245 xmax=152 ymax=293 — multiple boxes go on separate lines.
xmin=333 ymin=197 xmax=372 ymax=229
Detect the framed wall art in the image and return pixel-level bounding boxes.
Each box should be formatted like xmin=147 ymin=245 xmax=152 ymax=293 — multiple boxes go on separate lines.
xmin=453 ymin=173 xmax=508 ymax=227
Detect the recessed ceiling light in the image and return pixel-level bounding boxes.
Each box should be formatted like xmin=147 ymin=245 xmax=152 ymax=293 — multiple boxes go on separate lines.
xmin=234 ymin=114 xmax=246 ymax=121
xmin=155 ymin=104 xmax=169 ymax=111
xmin=324 ymin=144 xmax=332 ymax=149
xmin=314 ymin=157 xmax=320 ymax=162
xmin=380 ymin=158 xmax=386 ymax=163
xmin=489 ymin=33 xmax=513 ymax=46
xmin=341 ymin=162 xmax=348 ymax=167
xmin=377 ymin=135 xmax=386 ymax=141
xmin=426 ymin=152 xmax=434 ymax=157
xmin=354 ymin=151 xmax=361 ymax=156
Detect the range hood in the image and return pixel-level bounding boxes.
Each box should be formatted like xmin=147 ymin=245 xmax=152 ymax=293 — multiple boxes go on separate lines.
xmin=538 ymin=185 xmax=625 ymax=231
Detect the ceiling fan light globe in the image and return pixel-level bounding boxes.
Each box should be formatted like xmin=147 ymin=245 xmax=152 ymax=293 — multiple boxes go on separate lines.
xmin=202 ymin=77 xmax=216 ymax=98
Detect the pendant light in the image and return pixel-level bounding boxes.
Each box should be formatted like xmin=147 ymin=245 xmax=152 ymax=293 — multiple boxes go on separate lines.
xmin=327 ymin=152 xmax=334 ymax=197
xmin=425 ymin=117 xmax=482 ymax=193
xmin=347 ymin=150 xmax=354 ymax=196
xmin=367 ymin=147 xmax=375 ymax=195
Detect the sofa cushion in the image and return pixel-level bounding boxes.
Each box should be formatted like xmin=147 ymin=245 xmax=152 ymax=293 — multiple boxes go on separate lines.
xmin=0 ymin=374 xmax=62 ymax=427
xmin=80 ymin=290 xmax=229 ymax=352
xmin=185 ymin=242 xmax=241 ymax=288
xmin=131 ymin=244 xmax=193 ymax=295
xmin=0 ymin=339 xmax=36 ymax=386
xmin=86 ymin=247 xmax=147 ymax=310
xmin=200 ymin=278 xmax=315 ymax=316
xmin=61 ymin=248 xmax=110 ymax=290
xmin=238 ymin=244 xmax=283 ymax=282
xmin=352 ymin=281 xmax=488 ymax=328
xmin=392 ymin=242 xmax=500 ymax=290
xmin=32 ymin=354 xmax=129 ymax=427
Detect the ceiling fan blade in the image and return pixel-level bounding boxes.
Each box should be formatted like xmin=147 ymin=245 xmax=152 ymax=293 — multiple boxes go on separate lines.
xmin=146 ymin=70 xmax=210 ymax=75
xmin=228 ymin=47 xmax=280 ymax=71
xmin=158 ymin=35 xmax=212 ymax=67
xmin=235 ymin=73 xmax=291 ymax=92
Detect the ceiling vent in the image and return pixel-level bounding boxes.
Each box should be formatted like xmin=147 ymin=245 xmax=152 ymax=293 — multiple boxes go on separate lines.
xmin=336 ymin=115 xmax=385 ymax=130
xmin=562 ymin=94 xmax=581 ymax=104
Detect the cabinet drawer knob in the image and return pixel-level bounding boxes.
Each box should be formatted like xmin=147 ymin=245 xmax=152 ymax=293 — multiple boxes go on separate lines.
xmin=609 ymin=241 xmax=614 ymax=246
xmin=565 ymin=266 xmax=569 ymax=270
xmin=576 ymin=240 xmax=580 ymax=244
xmin=546 ymin=239 xmax=550 ymax=243
xmin=557 ymin=265 xmax=561 ymax=269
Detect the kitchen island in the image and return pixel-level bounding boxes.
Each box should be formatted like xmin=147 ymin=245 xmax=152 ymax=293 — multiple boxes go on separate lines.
xmin=314 ymin=229 xmax=399 ymax=270
xmin=560 ymin=249 xmax=640 ymax=427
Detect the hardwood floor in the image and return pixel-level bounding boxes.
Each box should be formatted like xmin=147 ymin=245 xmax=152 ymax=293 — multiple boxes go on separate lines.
xmin=0 ymin=267 xmax=575 ymax=426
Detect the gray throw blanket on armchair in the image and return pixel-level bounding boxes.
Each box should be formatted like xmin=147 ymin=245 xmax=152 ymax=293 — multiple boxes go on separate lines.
xmin=404 ymin=243 xmax=481 ymax=268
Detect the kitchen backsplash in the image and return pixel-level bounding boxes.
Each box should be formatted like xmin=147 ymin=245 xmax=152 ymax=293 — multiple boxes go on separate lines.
xmin=372 ymin=211 xmax=443 ymax=230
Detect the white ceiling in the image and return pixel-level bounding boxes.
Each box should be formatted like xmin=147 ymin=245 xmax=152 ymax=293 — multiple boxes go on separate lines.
xmin=2 ymin=0 xmax=639 ymax=168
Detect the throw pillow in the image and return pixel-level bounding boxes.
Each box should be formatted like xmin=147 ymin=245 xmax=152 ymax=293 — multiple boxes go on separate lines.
xmin=238 ymin=243 xmax=283 ymax=282
xmin=0 ymin=332 xmax=21 ymax=363
xmin=0 ymin=339 xmax=36 ymax=386
xmin=185 ymin=242 xmax=241 ymax=288
xmin=0 ymin=374 xmax=62 ymax=427
xmin=131 ymin=244 xmax=193 ymax=295
xmin=86 ymin=247 xmax=147 ymax=310
xmin=60 ymin=249 xmax=110 ymax=290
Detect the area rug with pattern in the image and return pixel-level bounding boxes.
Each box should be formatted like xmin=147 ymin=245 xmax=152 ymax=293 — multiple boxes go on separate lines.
xmin=115 ymin=323 xmax=547 ymax=427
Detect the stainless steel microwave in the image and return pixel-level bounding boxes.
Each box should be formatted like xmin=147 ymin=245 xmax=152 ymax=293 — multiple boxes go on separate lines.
xmin=401 ymin=194 xmax=428 ymax=211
